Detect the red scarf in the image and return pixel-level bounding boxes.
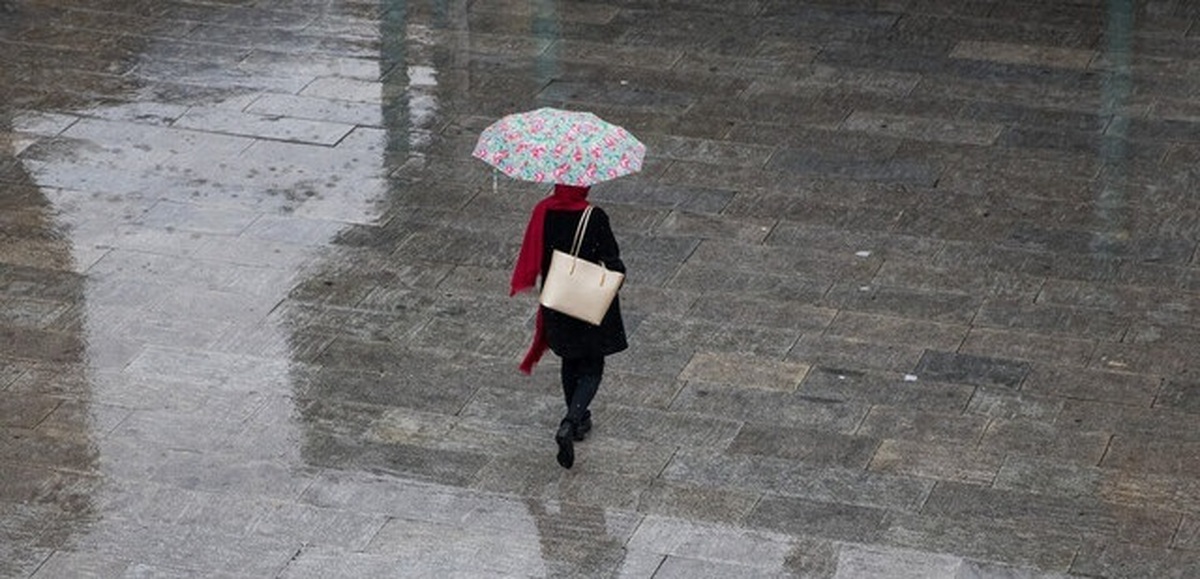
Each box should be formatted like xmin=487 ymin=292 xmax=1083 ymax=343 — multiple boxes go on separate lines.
xmin=512 ymin=184 xmax=590 ymax=373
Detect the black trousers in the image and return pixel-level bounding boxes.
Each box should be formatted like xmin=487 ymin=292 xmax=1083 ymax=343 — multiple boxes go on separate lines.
xmin=560 ymin=355 xmax=604 ymax=424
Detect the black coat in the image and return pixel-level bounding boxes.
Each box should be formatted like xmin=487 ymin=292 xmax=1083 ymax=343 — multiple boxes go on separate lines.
xmin=540 ymin=207 xmax=628 ymax=359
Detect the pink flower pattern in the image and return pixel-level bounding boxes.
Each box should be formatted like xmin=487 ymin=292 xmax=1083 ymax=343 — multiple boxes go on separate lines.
xmin=472 ymin=108 xmax=646 ymax=187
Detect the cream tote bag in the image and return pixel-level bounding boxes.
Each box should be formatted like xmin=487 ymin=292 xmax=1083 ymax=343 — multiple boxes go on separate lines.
xmin=539 ymin=206 xmax=624 ymax=325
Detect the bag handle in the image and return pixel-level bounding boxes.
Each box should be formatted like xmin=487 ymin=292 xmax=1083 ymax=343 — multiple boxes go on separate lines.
xmin=570 ymin=205 xmax=594 ymax=258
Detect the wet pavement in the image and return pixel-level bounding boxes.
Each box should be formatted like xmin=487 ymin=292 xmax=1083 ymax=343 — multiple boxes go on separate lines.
xmin=2 ymin=0 xmax=1200 ymax=577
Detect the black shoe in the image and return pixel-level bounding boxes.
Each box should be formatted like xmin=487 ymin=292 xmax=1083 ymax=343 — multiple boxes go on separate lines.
xmin=573 ymin=416 xmax=592 ymax=442
xmin=555 ymin=421 xmax=575 ymax=469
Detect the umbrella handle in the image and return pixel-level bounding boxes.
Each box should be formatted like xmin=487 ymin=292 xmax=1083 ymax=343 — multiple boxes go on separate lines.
xmin=492 ymin=169 xmax=498 ymax=194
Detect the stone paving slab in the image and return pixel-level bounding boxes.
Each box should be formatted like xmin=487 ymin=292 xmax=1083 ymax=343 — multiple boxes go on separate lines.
xmin=4 ymin=0 xmax=1200 ymax=577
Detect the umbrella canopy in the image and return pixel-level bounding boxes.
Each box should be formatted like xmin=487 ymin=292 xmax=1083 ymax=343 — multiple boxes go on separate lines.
xmin=472 ymin=107 xmax=645 ymax=187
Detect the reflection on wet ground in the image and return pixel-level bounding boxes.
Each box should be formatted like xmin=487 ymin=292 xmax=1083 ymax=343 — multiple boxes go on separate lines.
xmin=3 ymin=0 xmax=1200 ymax=577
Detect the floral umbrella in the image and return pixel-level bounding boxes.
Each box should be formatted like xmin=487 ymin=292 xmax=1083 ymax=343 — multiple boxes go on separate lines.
xmin=472 ymin=107 xmax=646 ymax=187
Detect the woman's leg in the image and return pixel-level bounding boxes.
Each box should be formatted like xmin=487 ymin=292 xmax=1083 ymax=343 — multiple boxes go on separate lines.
xmin=560 ymin=357 xmax=581 ymax=410
xmin=566 ymin=356 xmax=604 ymax=435
xmin=555 ymin=355 xmax=604 ymax=469
xmin=556 ymin=357 xmax=581 ymax=469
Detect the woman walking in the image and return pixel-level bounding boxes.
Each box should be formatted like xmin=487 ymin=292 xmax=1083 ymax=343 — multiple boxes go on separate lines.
xmin=511 ymin=183 xmax=627 ymax=469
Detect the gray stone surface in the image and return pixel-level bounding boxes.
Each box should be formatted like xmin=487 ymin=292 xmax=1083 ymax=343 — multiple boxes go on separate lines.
xmin=883 ymin=512 xmax=1082 ymax=572
xmin=3 ymin=1 xmax=1200 ymax=577
xmin=727 ymin=424 xmax=877 ymax=469
xmin=664 ymin=450 xmax=932 ymax=512
xmin=670 ymin=382 xmax=869 ymax=433
xmin=923 ymin=482 xmax=1179 ymax=547
xmin=832 ymin=544 xmax=961 ymax=579
xmin=1022 ymin=364 xmax=1162 ymax=406
xmin=800 ymin=366 xmax=976 ymax=412
xmin=1071 ymin=540 xmax=1200 ymax=579
xmin=913 ymin=350 xmax=1031 ymax=389
xmin=625 ymin=516 xmax=798 ymax=573
xmin=992 ymin=456 xmax=1105 ymax=498
xmin=978 ymin=419 xmax=1112 ymax=466
xmin=869 ymin=439 xmax=1005 ymax=485
xmin=856 ymin=406 xmax=990 ymax=444
xmin=746 ymin=495 xmax=890 ymax=543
